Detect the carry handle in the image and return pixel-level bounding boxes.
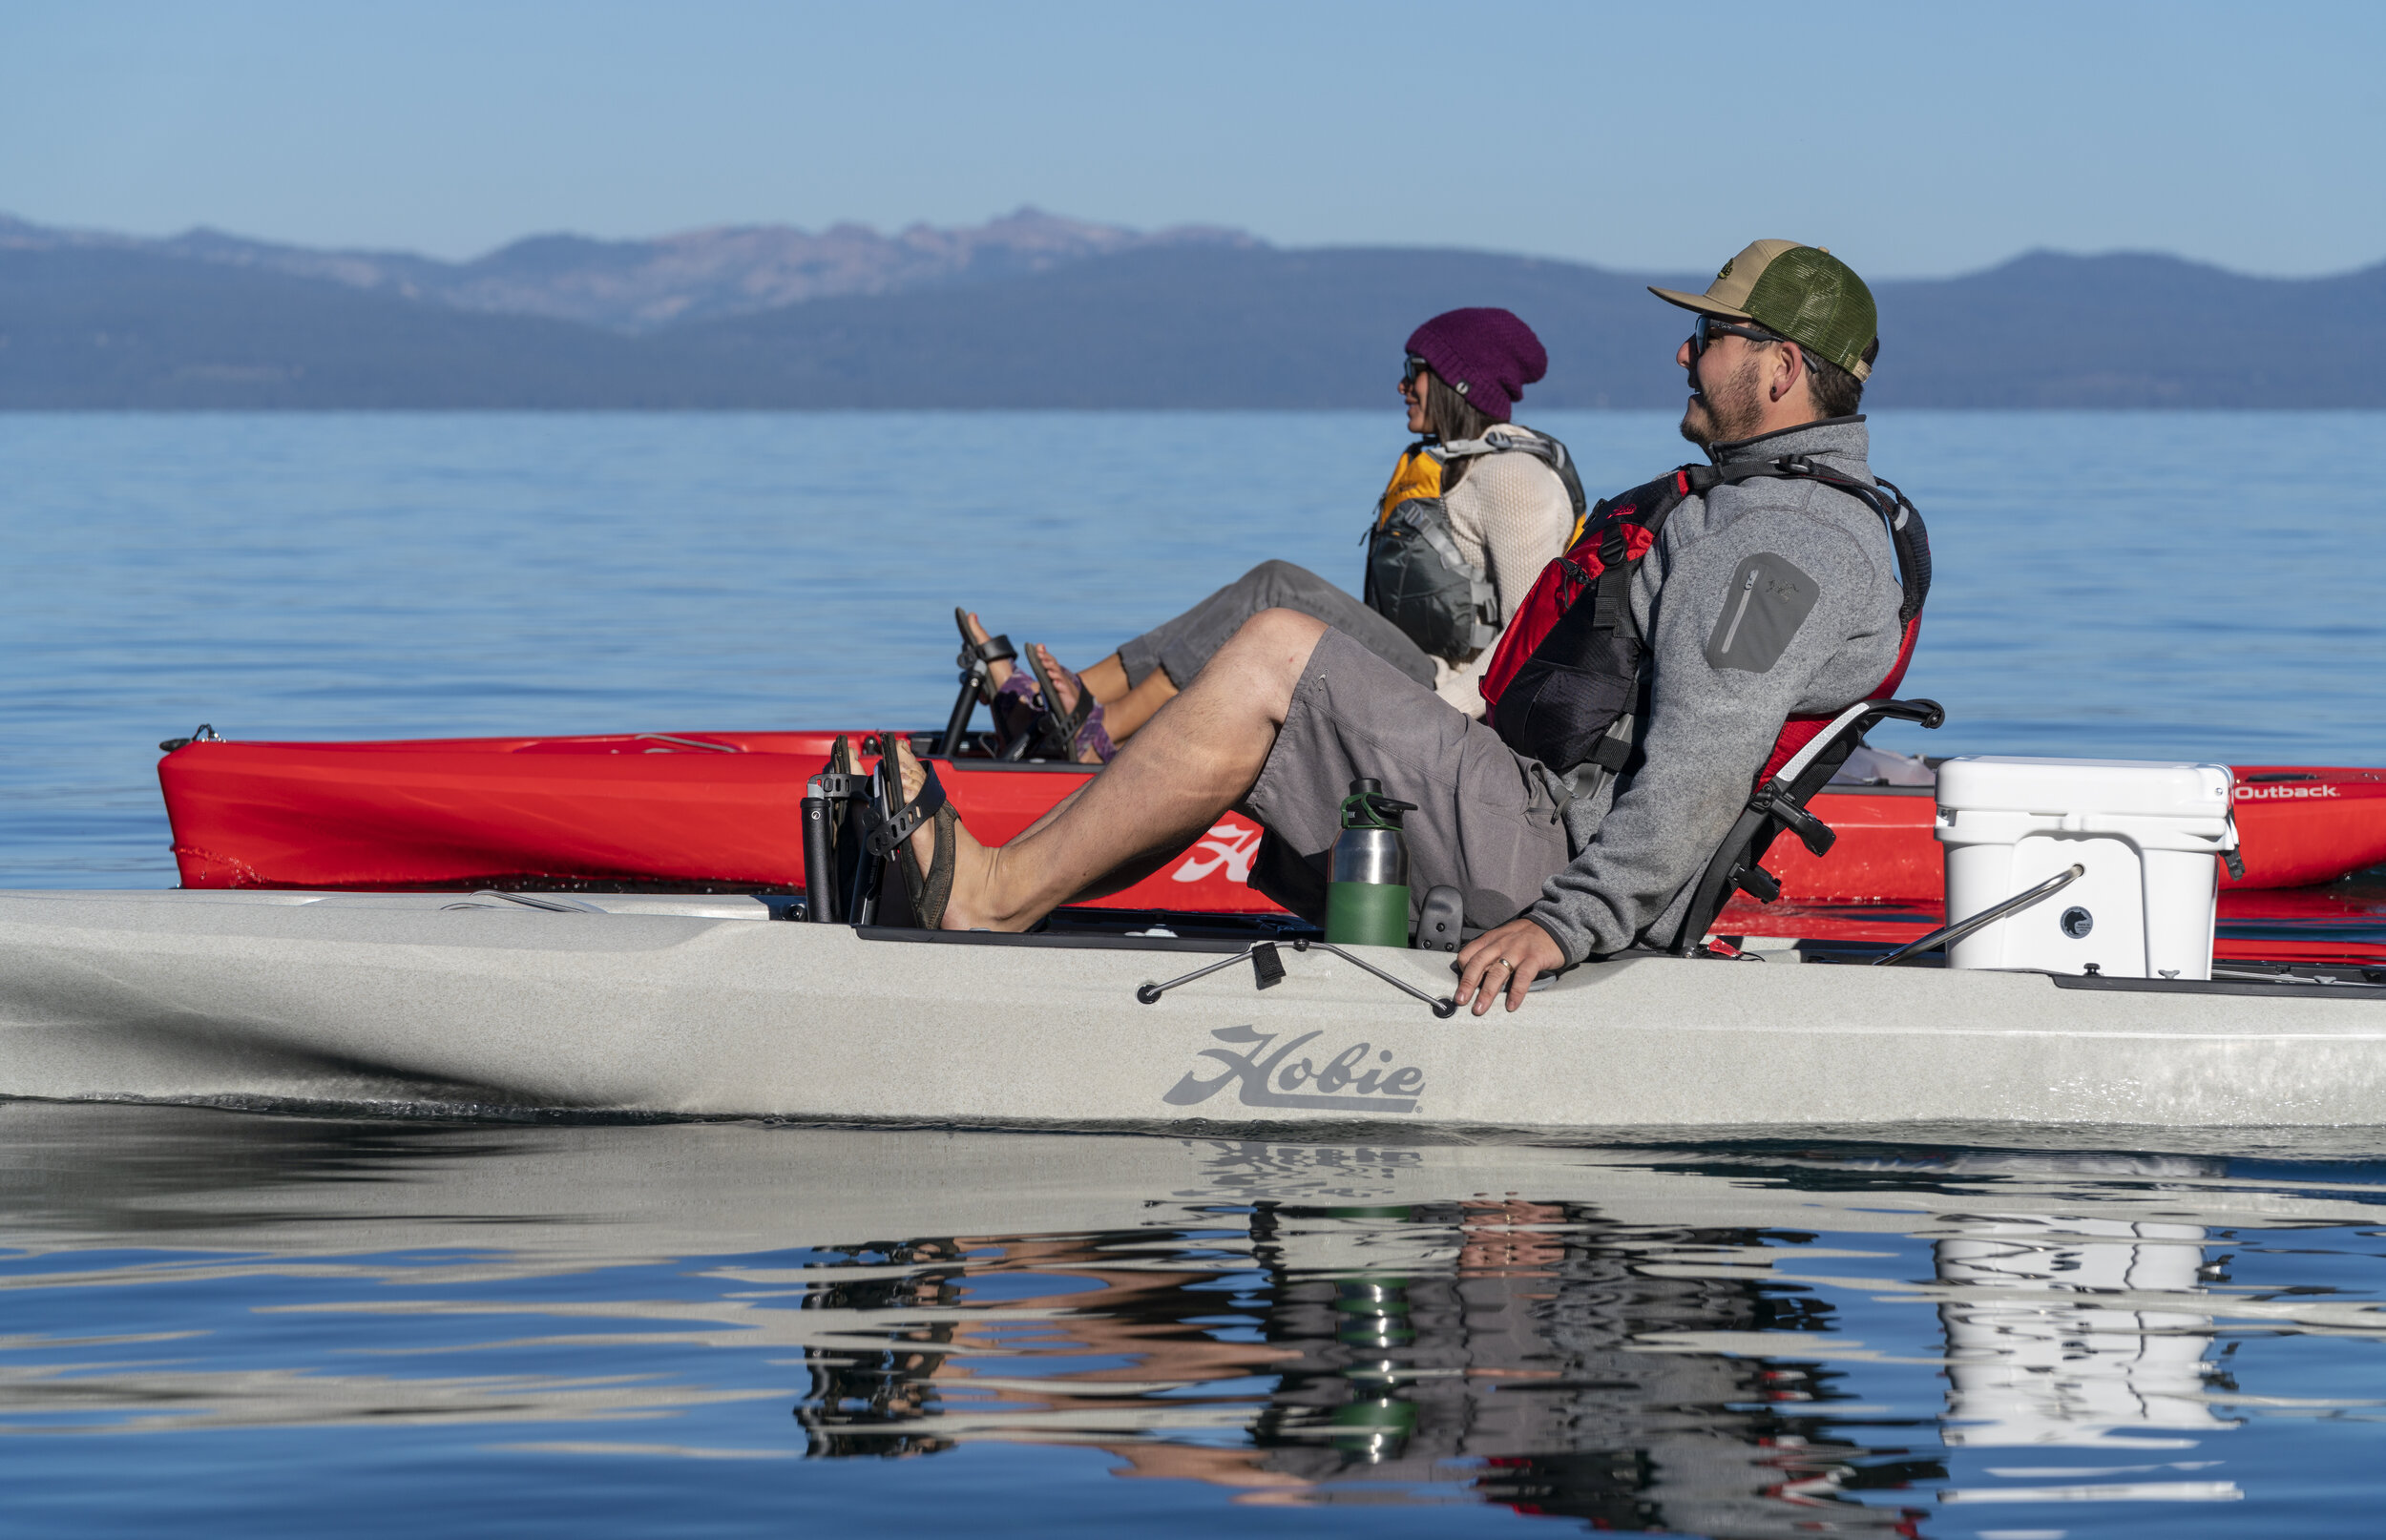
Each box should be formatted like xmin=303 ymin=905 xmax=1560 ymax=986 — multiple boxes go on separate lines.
xmin=1340 ymin=777 xmax=1418 ymax=830
xmin=1873 ymin=864 xmax=2086 ymax=968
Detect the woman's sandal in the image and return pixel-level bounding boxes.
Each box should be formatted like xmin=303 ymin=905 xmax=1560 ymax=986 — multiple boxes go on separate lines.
xmin=864 ymin=733 xmax=956 ymax=928
xmin=1026 ymin=648 xmax=1116 ymax=764
xmin=952 ymin=607 xmax=1017 ymax=703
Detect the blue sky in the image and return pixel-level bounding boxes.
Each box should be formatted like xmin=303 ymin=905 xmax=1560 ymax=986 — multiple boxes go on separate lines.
xmin=4 ymin=0 xmax=2380 ymax=278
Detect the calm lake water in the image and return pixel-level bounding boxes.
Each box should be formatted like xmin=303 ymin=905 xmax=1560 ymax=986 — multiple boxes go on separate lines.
xmin=3 ymin=410 xmax=2383 ymax=884
xmin=4 ymin=411 xmax=2386 ymax=1536
xmin=10 ymin=1106 xmax=2386 ymax=1538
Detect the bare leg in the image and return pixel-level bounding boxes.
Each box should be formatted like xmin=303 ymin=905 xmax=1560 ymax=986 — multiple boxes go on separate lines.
xmin=1012 ymin=782 xmax=1082 ymax=842
xmin=980 ymin=783 xmax=1174 ymax=901
xmin=904 ymin=609 xmax=1328 ymax=931
xmin=1078 ymin=655 xmax=1131 ymax=704
xmin=1097 ymin=669 xmax=1179 ymax=741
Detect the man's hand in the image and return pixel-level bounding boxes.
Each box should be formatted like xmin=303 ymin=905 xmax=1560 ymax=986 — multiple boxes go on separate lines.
xmin=1454 ymin=918 xmax=1566 ymax=1016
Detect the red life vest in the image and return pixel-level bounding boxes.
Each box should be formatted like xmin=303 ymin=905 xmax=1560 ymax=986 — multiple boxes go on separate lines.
xmin=1476 ymin=454 xmax=1932 ymax=787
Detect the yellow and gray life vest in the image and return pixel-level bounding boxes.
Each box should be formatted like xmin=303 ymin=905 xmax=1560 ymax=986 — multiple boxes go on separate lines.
xmin=1362 ymin=426 xmax=1587 ymax=662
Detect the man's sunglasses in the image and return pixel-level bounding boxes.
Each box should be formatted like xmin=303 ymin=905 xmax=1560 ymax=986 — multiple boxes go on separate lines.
xmin=1688 ymin=314 xmax=1783 ymax=357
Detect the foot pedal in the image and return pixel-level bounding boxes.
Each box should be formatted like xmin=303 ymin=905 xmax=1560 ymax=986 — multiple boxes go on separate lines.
xmin=803 ymin=741 xmax=870 ymax=925
xmin=1737 ymin=864 xmax=1782 ymax=904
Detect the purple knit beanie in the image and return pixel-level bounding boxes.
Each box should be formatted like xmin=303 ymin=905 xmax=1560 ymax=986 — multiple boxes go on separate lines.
xmin=1404 ymin=307 xmax=1547 ymax=423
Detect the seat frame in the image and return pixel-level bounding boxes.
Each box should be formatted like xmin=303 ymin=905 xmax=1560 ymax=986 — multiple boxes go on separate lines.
xmin=1667 ymin=697 xmax=1946 ymax=956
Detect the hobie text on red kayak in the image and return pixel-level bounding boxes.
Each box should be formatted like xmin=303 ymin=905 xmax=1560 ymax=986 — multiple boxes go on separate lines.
xmin=1162 ymin=1025 xmax=1424 ymax=1114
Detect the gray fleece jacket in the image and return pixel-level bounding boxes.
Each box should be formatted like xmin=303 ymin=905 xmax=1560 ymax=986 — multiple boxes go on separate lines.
xmin=1523 ymin=417 xmax=1907 ymax=962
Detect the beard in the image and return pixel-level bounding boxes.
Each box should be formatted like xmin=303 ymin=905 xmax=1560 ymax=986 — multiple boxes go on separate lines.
xmin=1678 ymin=355 xmax=1766 ymax=448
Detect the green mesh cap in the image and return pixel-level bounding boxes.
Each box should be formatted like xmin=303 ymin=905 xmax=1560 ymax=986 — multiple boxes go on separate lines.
xmin=1649 ymin=240 xmax=1879 ymax=381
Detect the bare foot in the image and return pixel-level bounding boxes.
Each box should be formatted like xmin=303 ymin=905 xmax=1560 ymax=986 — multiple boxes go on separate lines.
xmin=890 ymin=734 xmax=1002 ymax=929
xmin=962 ymin=611 xmax=1015 ymax=692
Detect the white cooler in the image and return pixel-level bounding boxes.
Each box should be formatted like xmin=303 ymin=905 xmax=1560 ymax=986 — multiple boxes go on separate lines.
xmin=1935 ymin=757 xmax=2238 ymax=979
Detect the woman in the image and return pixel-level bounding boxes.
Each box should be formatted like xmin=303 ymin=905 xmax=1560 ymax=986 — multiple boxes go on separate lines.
xmin=972 ymin=306 xmax=1583 ymax=761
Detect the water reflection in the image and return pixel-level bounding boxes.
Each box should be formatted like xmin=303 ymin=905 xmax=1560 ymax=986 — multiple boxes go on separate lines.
xmin=1937 ymin=1213 xmax=2232 ymax=1451
xmin=788 ymin=1203 xmax=1936 ymax=1533
xmin=5 ymin=1106 xmax=2386 ymax=1536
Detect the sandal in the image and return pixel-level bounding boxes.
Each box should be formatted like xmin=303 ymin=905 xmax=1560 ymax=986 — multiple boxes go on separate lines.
xmin=1026 ymin=648 xmax=1116 ymax=764
xmin=863 ymin=733 xmax=956 ymax=928
xmin=952 ymin=607 xmax=1018 ymax=703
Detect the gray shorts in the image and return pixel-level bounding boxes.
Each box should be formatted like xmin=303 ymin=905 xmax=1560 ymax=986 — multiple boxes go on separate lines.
xmin=1118 ymin=560 xmax=1437 ymax=692
xmin=1242 ymin=627 xmax=1569 ymax=928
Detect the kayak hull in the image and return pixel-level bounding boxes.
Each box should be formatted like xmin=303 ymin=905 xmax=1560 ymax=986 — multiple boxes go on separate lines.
xmin=158 ymin=735 xmax=2386 ymax=905
xmin=6 ymin=889 xmax=2386 ymax=1129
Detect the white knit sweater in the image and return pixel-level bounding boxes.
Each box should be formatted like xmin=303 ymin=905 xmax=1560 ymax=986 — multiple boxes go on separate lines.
xmin=1430 ymin=442 xmax=1578 ymax=712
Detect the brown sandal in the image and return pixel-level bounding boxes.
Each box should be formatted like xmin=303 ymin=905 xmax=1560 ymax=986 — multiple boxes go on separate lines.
xmin=864 ymin=735 xmax=956 ymax=928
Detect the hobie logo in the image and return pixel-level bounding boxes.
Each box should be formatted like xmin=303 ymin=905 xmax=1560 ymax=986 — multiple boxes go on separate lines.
xmin=1171 ymin=818 xmax=1263 ymax=885
xmin=1162 ymin=1025 xmax=1425 ymax=1114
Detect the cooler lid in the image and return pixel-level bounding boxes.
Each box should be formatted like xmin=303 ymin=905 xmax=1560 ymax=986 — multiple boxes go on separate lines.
xmin=1936 ymin=756 xmax=2233 ymax=817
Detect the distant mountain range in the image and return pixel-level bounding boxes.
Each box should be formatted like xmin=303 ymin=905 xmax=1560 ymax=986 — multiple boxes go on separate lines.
xmin=0 ymin=208 xmax=1257 ymax=330
xmin=4 ymin=211 xmax=2379 ymax=409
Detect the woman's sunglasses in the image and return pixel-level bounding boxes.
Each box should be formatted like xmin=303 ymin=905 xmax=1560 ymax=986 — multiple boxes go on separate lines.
xmin=1401 ymin=355 xmax=1432 ymax=388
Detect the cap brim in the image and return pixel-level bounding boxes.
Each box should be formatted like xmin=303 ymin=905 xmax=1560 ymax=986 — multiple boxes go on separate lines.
xmin=1647 ymin=284 xmax=1755 ymax=321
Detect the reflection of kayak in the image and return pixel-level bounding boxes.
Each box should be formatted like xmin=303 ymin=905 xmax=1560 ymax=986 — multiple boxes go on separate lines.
xmin=159 ymin=733 xmax=2386 ymax=903
xmin=7 ymin=886 xmax=2386 ymax=1127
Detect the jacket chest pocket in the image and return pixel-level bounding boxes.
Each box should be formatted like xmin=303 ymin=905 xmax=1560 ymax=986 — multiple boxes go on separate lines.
xmin=1705 ymin=553 xmax=1818 ymax=674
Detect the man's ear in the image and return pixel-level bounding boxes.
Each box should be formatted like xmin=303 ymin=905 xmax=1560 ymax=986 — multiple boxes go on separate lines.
xmin=1770 ymin=342 xmax=1807 ymax=404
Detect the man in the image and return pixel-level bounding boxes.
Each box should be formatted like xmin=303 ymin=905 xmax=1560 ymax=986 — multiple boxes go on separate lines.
xmin=890 ymin=241 xmax=1913 ymax=1016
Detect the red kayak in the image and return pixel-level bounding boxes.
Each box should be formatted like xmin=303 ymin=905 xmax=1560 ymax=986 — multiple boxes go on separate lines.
xmin=157 ymin=731 xmax=2386 ymax=908
xmin=159 ymin=730 xmax=1279 ymax=913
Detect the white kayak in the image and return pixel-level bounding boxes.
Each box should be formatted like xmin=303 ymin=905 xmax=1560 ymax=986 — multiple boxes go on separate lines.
xmin=3 ymin=887 xmax=2384 ymax=1129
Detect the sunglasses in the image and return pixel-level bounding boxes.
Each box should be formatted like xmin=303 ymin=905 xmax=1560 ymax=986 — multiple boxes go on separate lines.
xmin=1401 ymin=355 xmax=1432 ymax=388
xmin=1688 ymin=314 xmax=1783 ymax=357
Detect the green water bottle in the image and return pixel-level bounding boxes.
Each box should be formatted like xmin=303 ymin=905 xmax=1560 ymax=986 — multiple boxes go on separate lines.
xmin=1325 ymin=778 xmax=1414 ymax=948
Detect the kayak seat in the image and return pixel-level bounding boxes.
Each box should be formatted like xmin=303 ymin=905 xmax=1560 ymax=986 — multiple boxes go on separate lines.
xmin=1670 ymin=697 xmax=1945 ymax=957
